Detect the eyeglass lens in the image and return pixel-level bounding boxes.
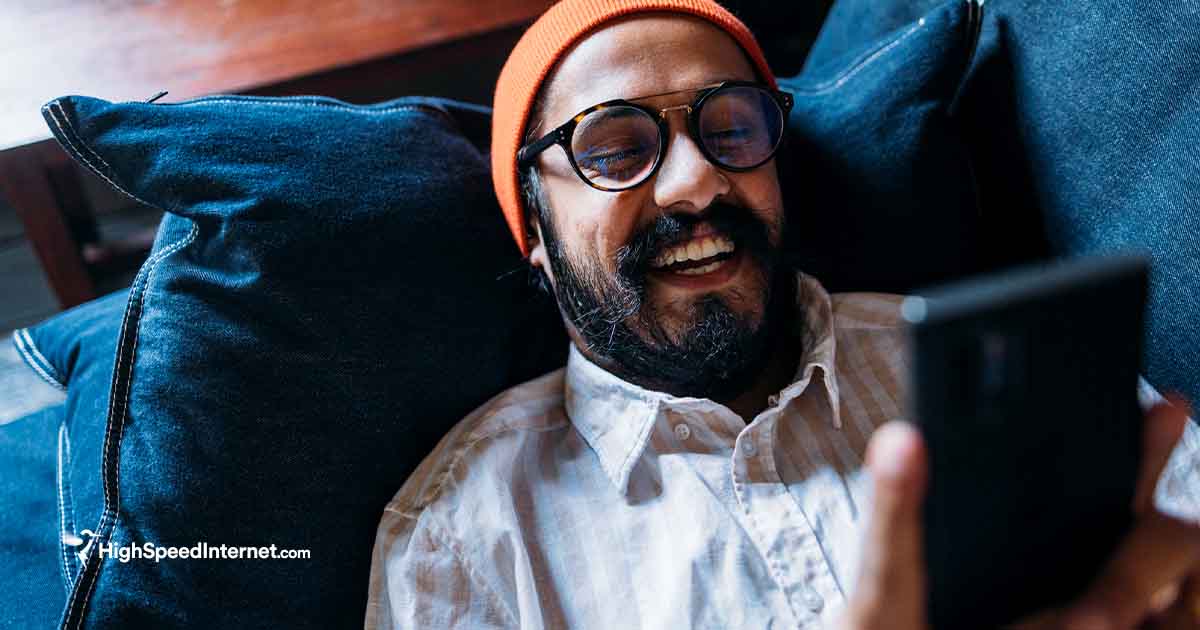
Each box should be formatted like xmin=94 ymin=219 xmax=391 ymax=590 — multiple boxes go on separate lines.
xmin=569 ymin=85 xmax=784 ymax=189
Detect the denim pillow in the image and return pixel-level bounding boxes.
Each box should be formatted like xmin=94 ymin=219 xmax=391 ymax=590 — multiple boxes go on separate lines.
xmin=952 ymin=0 xmax=1200 ymax=401
xmin=13 ymin=289 xmax=127 ymax=563
xmin=778 ymin=0 xmax=983 ymax=293
xmin=0 ymin=404 xmax=67 ymax=630
xmin=790 ymin=0 xmax=1200 ymax=403
xmin=37 ymin=95 xmax=568 ymax=629
xmin=6 ymin=292 xmax=125 ymax=629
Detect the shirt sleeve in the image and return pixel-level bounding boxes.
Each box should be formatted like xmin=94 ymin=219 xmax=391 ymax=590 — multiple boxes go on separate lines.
xmin=1140 ymin=379 xmax=1200 ymax=522
xmin=365 ymin=506 xmax=516 ymax=630
xmin=1154 ymin=416 xmax=1200 ymax=523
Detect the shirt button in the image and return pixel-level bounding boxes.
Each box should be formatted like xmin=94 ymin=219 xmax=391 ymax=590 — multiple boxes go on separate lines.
xmin=673 ymin=423 xmax=691 ymax=441
xmin=740 ymin=440 xmax=757 ymax=456
xmin=803 ymin=588 xmax=824 ymax=613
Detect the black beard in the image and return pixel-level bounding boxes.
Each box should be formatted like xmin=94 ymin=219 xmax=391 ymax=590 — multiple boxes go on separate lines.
xmin=539 ymin=200 xmax=793 ymax=400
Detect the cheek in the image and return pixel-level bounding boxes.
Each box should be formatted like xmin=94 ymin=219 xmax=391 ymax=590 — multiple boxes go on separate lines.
xmin=541 ymin=172 xmax=602 ymax=260
xmin=593 ymin=193 xmax=651 ymax=263
xmin=544 ymin=175 xmax=650 ymax=266
xmin=729 ymin=166 xmax=785 ymax=241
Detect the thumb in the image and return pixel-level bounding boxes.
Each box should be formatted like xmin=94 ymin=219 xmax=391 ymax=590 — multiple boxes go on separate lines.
xmin=845 ymin=421 xmax=930 ymax=630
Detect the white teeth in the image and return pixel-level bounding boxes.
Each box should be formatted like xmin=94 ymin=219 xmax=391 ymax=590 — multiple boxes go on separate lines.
xmin=649 ymin=234 xmax=736 ymax=268
xmin=675 ymin=260 xmax=724 ymax=275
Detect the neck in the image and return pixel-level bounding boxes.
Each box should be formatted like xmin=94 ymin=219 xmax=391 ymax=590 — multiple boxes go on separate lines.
xmin=716 ymin=320 xmax=802 ymax=421
xmin=716 ymin=270 xmax=802 ymax=421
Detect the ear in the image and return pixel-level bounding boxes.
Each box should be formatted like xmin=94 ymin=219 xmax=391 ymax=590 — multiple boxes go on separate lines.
xmin=526 ymin=214 xmax=555 ymax=289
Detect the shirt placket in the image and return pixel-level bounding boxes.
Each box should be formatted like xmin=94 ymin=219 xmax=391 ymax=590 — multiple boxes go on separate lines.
xmin=732 ymin=413 xmax=842 ymax=628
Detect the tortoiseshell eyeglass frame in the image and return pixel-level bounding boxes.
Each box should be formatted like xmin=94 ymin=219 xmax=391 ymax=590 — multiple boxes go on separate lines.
xmin=516 ymin=80 xmax=794 ymax=192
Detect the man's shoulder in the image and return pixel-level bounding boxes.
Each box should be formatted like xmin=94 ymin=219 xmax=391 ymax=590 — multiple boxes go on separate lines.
xmin=829 ymin=292 xmax=907 ymax=331
xmin=384 ymin=367 xmax=572 ymax=517
xmin=367 ymin=368 xmax=577 ymax=628
xmin=826 ymin=292 xmax=911 ymax=418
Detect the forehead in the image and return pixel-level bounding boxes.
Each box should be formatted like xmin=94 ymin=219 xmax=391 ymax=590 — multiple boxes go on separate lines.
xmin=538 ymin=14 xmax=760 ymax=125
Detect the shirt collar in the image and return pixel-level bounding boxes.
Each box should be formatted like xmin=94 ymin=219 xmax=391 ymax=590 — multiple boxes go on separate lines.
xmin=564 ymin=271 xmax=842 ymax=495
xmin=778 ymin=271 xmax=842 ymax=429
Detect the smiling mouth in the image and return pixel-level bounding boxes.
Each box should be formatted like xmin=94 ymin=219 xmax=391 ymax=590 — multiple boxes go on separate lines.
xmin=648 ymin=231 xmax=737 ymax=276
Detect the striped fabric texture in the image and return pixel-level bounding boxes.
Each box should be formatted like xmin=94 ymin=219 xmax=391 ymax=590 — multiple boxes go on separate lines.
xmin=366 ymin=272 xmax=1199 ymax=629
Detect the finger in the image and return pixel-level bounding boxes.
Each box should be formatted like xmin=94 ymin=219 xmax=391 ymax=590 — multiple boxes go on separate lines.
xmin=1153 ymin=576 xmax=1200 ymax=630
xmin=1150 ymin=582 xmax=1181 ymax=615
xmin=1134 ymin=396 xmax=1191 ymax=514
xmin=847 ymin=421 xmax=929 ymax=630
xmin=1064 ymin=512 xmax=1200 ymax=630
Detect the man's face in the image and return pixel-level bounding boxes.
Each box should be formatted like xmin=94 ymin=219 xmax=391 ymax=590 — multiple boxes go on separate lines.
xmin=528 ymin=15 xmax=789 ymax=398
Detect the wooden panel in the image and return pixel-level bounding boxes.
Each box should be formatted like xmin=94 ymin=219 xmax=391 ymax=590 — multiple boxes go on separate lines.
xmin=0 ymin=0 xmax=553 ymax=151
xmin=0 ymin=142 xmax=95 ymax=307
xmin=0 ymin=237 xmax=62 ymax=334
xmin=245 ymin=23 xmax=528 ymax=106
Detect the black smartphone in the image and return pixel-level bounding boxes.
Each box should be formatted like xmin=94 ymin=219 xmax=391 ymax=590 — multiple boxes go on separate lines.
xmin=902 ymin=253 xmax=1150 ymax=629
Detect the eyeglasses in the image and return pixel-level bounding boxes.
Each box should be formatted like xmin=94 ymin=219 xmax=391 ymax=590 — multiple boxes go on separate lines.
xmin=517 ymin=81 xmax=794 ymax=192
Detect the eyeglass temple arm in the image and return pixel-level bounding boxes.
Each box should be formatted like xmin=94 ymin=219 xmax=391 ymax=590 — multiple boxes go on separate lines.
xmin=517 ymin=127 xmax=566 ymax=168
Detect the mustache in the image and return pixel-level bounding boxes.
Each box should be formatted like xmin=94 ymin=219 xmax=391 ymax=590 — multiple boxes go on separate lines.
xmin=614 ymin=200 xmax=774 ymax=281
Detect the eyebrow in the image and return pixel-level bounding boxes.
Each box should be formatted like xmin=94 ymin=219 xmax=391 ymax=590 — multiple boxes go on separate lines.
xmin=585 ymin=106 xmax=645 ymax=121
xmin=623 ymin=80 xmax=727 ymax=103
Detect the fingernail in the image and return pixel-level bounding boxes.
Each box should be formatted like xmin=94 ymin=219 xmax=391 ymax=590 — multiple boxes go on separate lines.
xmin=1149 ymin=583 xmax=1179 ymax=613
xmin=869 ymin=422 xmax=918 ymax=482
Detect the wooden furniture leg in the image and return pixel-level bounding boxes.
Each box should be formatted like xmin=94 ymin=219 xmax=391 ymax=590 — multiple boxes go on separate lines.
xmin=0 ymin=140 xmax=97 ymax=308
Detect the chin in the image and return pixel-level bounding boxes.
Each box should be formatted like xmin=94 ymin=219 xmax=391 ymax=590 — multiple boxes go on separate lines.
xmin=647 ymin=284 xmax=767 ymax=347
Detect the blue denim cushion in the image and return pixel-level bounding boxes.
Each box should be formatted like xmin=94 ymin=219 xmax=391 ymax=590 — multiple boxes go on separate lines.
xmin=0 ymin=404 xmax=67 ymax=629
xmin=779 ymin=0 xmax=983 ymax=293
xmin=800 ymin=0 xmax=947 ymax=76
xmin=7 ymin=291 xmax=126 ymax=629
xmin=803 ymin=0 xmax=1200 ymax=402
xmin=14 ymin=289 xmax=128 ymax=555
xmin=38 ymin=95 xmax=568 ymax=629
xmin=952 ymin=0 xmax=1200 ymax=401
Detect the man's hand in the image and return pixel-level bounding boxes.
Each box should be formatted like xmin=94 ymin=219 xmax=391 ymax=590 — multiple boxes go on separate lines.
xmin=838 ymin=397 xmax=1200 ymax=630
xmin=838 ymin=421 xmax=930 ymax=629
xmin=1054 ymin=396 xmax=1200 ymax=630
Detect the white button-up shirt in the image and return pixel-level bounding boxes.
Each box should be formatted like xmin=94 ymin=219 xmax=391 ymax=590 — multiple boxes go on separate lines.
xmin=366 ymin=273 xmax=1200 ymax=629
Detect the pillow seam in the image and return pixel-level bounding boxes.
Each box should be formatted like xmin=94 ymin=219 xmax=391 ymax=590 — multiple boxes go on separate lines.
xmin=56 ymin=423 xmax=78 ymax=593
xmin=61 ymin=221 xmax=199 ymax=630
xmin=11 ymin=328 xmax=67 ymax=391
xmin=786 ymin=18 xmax=926 ymax=95
xmin=42 ymin=101 xmax=162 ymax=213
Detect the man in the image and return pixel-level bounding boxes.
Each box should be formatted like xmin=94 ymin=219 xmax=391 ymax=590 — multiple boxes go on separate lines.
xmin=366 ymin=1 xmax=1200 ymax=628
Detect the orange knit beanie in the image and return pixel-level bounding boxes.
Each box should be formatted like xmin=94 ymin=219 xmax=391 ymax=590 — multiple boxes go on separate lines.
xmin=491 ymin=0 xmax=776 ymax=257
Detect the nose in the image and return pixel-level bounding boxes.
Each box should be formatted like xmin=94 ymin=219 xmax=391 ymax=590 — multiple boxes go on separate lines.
xmin=651 ymin=115 xmax=730 ymax=214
